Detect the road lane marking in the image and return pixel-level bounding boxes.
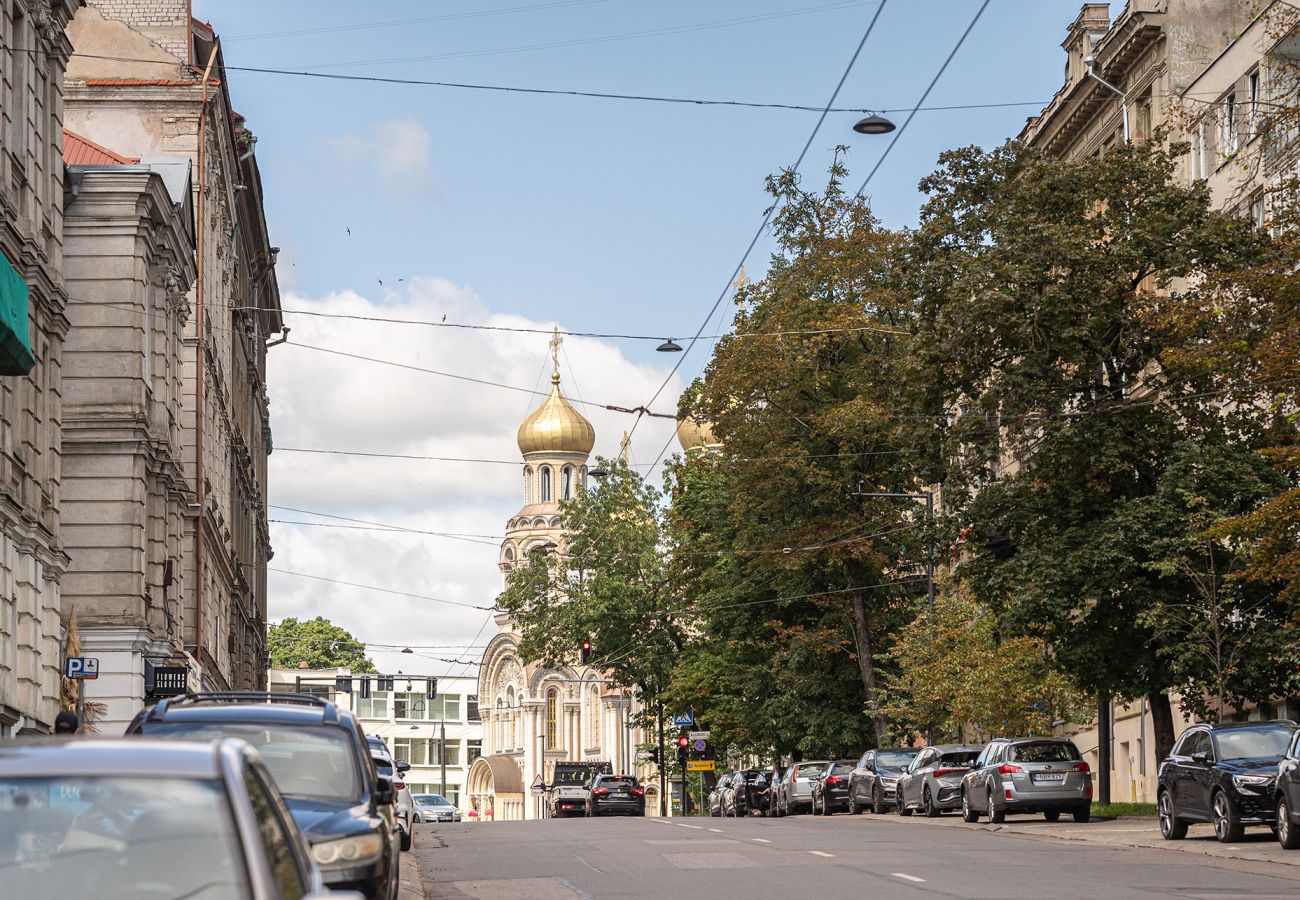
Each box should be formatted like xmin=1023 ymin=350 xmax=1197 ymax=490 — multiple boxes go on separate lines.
xmin=751 ymin=838 xmax=773 ymax=843
xmin=809 ymin=850 xmax=835 ymax=858
xmin=561 ymin=878 xmax=594 ymax=900
xmin=574 ymin=855 xmax=602 ymax=873
xmin=708 ymin=828 xmax=725 ymax=833
xmin=892 ymin=873 xmax=926 ymax=883
xmin=676 ymin=822 xmax=704 ymax=829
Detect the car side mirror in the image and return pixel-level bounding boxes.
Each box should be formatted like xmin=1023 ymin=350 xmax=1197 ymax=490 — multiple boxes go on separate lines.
xmin=375 ymin=774 xmax=395 ymax=806
xmin=1191 ymin=751 xmax=1214 ymax=766
xmin=396 ymin=760 xmax=411 ymax=775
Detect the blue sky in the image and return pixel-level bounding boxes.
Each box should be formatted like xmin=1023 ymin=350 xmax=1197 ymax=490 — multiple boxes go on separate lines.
xmin=183 ymin=0 xmax=1124 ymax=666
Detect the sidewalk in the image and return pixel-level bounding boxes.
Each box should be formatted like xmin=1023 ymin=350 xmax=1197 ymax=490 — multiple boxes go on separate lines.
xmin=400 ymin=847 xmax=427 ymax=900
xmin=866 ymin=811 xmax=1300 ymax=870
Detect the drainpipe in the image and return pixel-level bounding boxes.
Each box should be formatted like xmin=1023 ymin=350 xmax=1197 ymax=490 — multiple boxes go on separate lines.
xmin=1085 ymin=55 xmax=1129 ymax=144
xmin=194 ymin=44 xmax=219 ymax=669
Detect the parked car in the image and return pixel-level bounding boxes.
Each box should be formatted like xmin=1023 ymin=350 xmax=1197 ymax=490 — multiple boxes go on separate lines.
xmin=811 ymin=760 xmax=857 ymax=815
xmin=723 ymin=769 xmax=763 ymax=817
xmin=413 ymin=793 xmax=462 ymax=823
xmin=1157 ymin=720 xmax=1296 ymax=843
xmin=961 ymin=737 xmax=1091 ymax=824
xmin=0 ymin=737 xmax=358 ymax=899
xmin=755 ymin=763 xmax=786 ymax=816
xmin=896 ymin=744 xmax=982 ymax=817
xmin=548 ymin=760 xmax=613 ymax=818
xmin=586 ymin=774 xmax=646 ymax=817
xmin=126 ymin=691 xmax=400 ymax=900
xmin=776 ymin=760 xmax=830 ymax=816
xmin=1276 ymin=727 xmax=1300 ymax=849
xmin=848 ymin=748 xmax=920 ymax=814
xmin=709 ymin=774 xmax=733 ymax=817
xmin=371 ymin=749 xmax=414 ymax=850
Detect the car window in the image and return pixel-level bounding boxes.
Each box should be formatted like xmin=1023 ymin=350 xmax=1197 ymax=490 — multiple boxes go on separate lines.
xmin=796 ymin=763 xmax=828 ymax=779
xmin=1011 ymin=742 xmax=1081 ymax=763
xmin=1185 ymin=731 xmax=1212 ymax=758
xmin=877 ymin=750 xmax=917 ymax=769
xmin=911 ymin=751 xmax=933 ymax=772
xmin=1214 ymin=726 xmax=1293 ymax=761
xmin=0 ymin=775 xmax=246 ymax=899
xmin=242 ymin=763 xmax=308 ymax=900
xmin=599 ymin=777 xmax=637 ymax=789
xmin=939 ymin=750 xmax=980 ymax=767
xmin=831 ymin=762 xmax=855 ymax=776
xmin=145 ymin=722 xmax=364 ymax=802
xmin=415 ymin=794 xmax=448 ymax=805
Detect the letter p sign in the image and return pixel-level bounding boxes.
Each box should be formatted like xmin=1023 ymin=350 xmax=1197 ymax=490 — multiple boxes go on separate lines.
xmin=64 ymin=657 xmax=99 ymax=680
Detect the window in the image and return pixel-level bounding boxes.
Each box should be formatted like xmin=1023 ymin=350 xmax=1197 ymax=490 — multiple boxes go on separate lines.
xmin=395 ymin=693 xmax=427 ymax=720
xmin=427 ymin=694 xmax=460 ymax=722
xmin=1249 ymin=69 xmax=1261 ymax=132
xmin=433 ymin=741 xmax=461 ymax=767
xmin=355 ymin=693 xmax=389 ymax=719
xmin=243 ymin=765 xmax=309 ymax=900
xmin=1250 ymin=192 xmax=1266 ymax=230
xmin=541 ymin=466 xmax=553 ymax=502
xmin=467 ymin=739 xmax=482 ymax=765
xmin=467 ymin=695 xmax=481 ymax=722
xmin=523 ymin=467 xmax=533 ymax=503
xmin=495 ymin=698 xmax=505 ymax=751
xmin=545 ymin=688 xmax=559 ymax=750
xmin=561 ymin=466 xmax=573 ymax=500
xmin=1134 ymin=91 xmax=1152 ymax=143
xmin=1220 ymin=92 xmax=1237 ymax=157
xmin=393 ymin=737 xmax=429 ymax=766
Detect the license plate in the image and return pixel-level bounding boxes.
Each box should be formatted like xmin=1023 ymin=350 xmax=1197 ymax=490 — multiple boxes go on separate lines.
xmin=1032 ymin=772 xmax=1065 ymax=783
xmin=611 ymin=792 xmax=627 ymax=798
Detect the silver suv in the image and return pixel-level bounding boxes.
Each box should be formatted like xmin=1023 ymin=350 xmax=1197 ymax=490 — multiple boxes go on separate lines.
xmin=896 ymin=745 xmax=983 ymax=816
xmin=961 ymin=737 xmax=1092 ymax=823
xmin=775 ymin=761 xmax=830 ymax=816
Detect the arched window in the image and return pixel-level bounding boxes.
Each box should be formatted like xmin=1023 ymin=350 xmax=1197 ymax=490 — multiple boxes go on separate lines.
xmin=561 ymin=466 xmax=573 ymax=500
xmin=540 ymin=466 xmax=553 ymax=502
xmin=495 ymin=697 xmax=504 ymax=751
xmin=523 ymin=467 xmax=533 ymax=504
xmin=545 ymin=687 xmax=559 ymax=750
xmin=588 ymin=685 xmax=600 ymax=747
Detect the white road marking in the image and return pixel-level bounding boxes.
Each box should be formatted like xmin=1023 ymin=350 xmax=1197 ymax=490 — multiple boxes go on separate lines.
xmin=751 ymin=838 xmax=773 ymax=843
xmin=809 ymin=850 xmax=836 ymax=858
xmin=892 ymin=873 xmax=926 ymax=883
xmin=708 ymin=828 xmax=725 ymax=833
xmin=573 ymin=855 xmax=601 ymax=873
xmin=676 ymin=823 xmax=704 ymax=829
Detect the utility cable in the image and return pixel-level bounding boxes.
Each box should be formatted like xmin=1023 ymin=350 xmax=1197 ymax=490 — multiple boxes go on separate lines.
xmin=268 ymin=567 xmax=495 ymax=610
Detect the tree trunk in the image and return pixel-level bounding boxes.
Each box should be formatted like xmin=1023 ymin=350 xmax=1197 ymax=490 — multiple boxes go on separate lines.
xmin=1148 ymin=692 xmax=1176 ymax=763
xmin=847 ymin=574 xmax=886 ymax=746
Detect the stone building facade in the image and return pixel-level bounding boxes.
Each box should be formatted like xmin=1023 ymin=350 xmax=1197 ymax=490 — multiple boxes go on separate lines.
xmin=61 ymin=135 xmax=196 ymax=731
xmin=467 ymin=343 xmax=657 ymax=821
xmin=0 ymin=0 xmax=82 ymax=736
xmin=62 ymin=1 xmax=283 ymax=704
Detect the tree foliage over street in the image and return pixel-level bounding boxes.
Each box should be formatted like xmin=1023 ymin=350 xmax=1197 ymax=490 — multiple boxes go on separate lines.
xmin=268 ymin=616 xmax=377 ymax=673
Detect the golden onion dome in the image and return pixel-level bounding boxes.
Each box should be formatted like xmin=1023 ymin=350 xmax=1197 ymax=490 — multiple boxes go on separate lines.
xmin=676 ymin=414 xmax=719 ymax=453
xmin=518 ymin=372 xmax=595 ymax=456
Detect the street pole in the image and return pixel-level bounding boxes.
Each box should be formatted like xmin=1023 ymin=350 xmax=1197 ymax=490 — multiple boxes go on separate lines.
xmin=1097 ymin=694 xmax=1112 ymax=806
xmin=440 ymin=719 xmax=447 ymax=799
xmin=75 ymin=679 xmax=84 ymax=728
xmin=657 ymin=700 xmax=667 ymax=817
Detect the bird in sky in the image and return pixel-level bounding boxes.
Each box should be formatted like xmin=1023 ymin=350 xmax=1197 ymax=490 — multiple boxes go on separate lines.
xmin=346 ymin=226 xmax=351 ymax=236
xmin=441 ymin=315 xmax=447 ymax=323
xmin=378 ymin=279 xmax=383 ymax=285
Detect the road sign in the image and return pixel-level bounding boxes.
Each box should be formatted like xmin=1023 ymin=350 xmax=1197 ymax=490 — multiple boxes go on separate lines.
xmin=688 ymin=730 xmax=710 ymax=741
xmin=692 ymin=739 xmax=707 ymax=752
xmin=530 ymin=774 xmax=546 ymax=796
xmin=686 ymin=760 xmax=715 ymax=772
xmin=64 ymin=657 xmax=98 ymax=680
xmin=670 ymin=712 xmax=694 ymax=728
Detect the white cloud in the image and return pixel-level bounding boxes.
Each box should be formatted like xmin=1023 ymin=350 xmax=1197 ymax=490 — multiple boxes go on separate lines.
xmin=331 ymin=118 xmax=433 ymax=182
xmin=265 ymin=278 xmax=684 ymax=677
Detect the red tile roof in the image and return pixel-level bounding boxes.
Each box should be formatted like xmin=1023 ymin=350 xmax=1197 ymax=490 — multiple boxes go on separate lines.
xmin=63 ymin=130 xmax=139 ymax=166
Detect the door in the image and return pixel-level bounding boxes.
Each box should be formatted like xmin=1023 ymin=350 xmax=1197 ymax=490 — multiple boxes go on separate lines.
xmin=1283 ymin=733 xmax=1300 ymax=822
xmin=852 ymin=752 xmax=872 ymax=804
xmin=901 ymin=751 xmax=932 ymax=808
xmin=969 ymin=744 xmax=998 ymax=807
xmin=1175 ymin=731 xmax=1212 ymax=818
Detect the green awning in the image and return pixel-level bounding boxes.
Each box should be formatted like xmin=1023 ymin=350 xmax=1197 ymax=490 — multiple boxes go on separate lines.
xmin=0 ymin=251 xmax=35 ymax=375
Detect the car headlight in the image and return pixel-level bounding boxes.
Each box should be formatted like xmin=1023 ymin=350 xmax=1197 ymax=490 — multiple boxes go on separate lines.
xmin=311 ymin=833 xmax=384 ymax=868
xmin=1232 ymin=774 xmax=1273 ymax=789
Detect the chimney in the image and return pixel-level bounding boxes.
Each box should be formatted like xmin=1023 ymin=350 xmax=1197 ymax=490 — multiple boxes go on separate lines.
xmin=1062 ymin=3 xmax=1113 ymax=87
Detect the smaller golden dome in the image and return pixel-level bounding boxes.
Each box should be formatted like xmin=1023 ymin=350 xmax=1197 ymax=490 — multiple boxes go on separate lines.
xmin=518 ymin=372 xmax=596 ymax=456
xmin=676 ymin=414 xmax=720 ymax=453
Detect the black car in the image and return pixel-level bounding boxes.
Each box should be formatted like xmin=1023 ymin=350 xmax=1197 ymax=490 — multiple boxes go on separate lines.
xmin=811 ymin=760 xmax=857 ymax=815
xmin=755 ymin=763 xmax=786 ymax=816
xmin=723 ymin=769 xmax=764 ymax=817
xmin=1157 ymin=720 xmax=1296 ymax=843
xmin=127 ymin=691 xmax=400 ymax=900
xmin=587 ymin=774 xmax=646 ymax=816
xmin=1277 ymin=727 xmax=1300 ymax=850
xmin=848 ymin=748 xmax=919 ymax=814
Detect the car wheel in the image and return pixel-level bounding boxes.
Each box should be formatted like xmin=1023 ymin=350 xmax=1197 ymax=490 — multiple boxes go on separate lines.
xmin=987 ymin=790 xmax=1005 ymax=824
xmin=848 ymin=792 xmax=860 ymax=816
xmin=872 ymin=785 xmax=886 ymax=815
xmin=1071 ymin=805 xmax=1089 ymax=824
xmin=961 ymin=789 xmax=980 ymax=823
xmin=1158 ymin=790 xmax=1187 ymax=840
xmin=1278 ymin=796 xmax=1300 ymax=850
xmin=400 ymin=828 xmax=413 ymax=851
xmin=1212 ymin=791 xmax=1244 ymax=843
xmin=1043 ymin=809 xmax=1061 ymax=822
xmin=923 ymin=787 xmax=940 ymax=818
xmin=897 ymin=793 xmax=913 ymax=817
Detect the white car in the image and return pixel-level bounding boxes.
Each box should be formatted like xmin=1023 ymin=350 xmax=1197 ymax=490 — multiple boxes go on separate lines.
xmin=369 ymin=743 xmax=415 ymax=851
xmin=413 ymin=793 xmax=461 ymax=823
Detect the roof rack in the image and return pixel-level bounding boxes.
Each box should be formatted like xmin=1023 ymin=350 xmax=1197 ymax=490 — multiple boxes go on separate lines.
xmin=146 ymin=691 xmax=340 ymax=723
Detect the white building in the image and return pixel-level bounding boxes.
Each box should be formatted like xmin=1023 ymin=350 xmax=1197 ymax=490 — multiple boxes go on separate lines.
xmin=268 ymin=666 xmax=484 ymax=816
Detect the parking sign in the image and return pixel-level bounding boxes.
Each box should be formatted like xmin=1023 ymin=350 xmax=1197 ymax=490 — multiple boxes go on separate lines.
xmin=64 ymin=657 xmax=98 ymax=680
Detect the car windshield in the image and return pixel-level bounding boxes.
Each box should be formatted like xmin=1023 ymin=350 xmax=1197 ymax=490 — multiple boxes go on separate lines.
xmin=796 ymin=763 xmax=828 ymax=778
xmin=1012 ymin=742 xmax=1081 ymax=763
xmin=877 ymin=751 xmax=918 ymax=768
xmin=0 ymin=776 xmax=246 ymax=898
xmin=147 ymin=722 xmax=363 ymax=802
xmin=1214 ymin=726 xmax=1293 ymax=761
xmin=939 ymin=751 xmax=979 ymax=767
xmin=415 ymin=795 xmax=449 ymax=805
xmin=373 ymin=757 xmax=393 ymax=776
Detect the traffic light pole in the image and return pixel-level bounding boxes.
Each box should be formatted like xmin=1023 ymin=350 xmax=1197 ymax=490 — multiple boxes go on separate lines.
xmin=657 ymin=700 xmax=667 ymax=817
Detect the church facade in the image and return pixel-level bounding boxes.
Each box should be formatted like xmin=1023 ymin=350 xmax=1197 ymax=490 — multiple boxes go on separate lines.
xmin=465 ymin=339 xmax=658 ymax=820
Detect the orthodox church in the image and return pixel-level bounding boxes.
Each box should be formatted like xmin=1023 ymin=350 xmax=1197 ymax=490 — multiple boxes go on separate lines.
xmin=466 ymin=333 xmax=659 ymax=820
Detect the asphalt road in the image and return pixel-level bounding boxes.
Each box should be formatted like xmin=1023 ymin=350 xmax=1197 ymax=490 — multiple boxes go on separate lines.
xmin=411 ymin=813 xmax=1300 ymax=899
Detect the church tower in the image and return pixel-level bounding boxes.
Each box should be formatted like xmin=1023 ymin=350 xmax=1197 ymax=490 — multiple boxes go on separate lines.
xmin=498 ymin=329 xmax=595 ymax=588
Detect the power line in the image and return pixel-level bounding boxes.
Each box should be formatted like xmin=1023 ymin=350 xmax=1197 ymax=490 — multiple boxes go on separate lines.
xmin=269 ymin=504 xmax=503 ymax=542
xmin=270 ymin=520 xmax=503 ymax=546
xmin=271 ymin=445 xmax=906 ymax=466
xmin=268 ymin=567 xmax=494 ymax=611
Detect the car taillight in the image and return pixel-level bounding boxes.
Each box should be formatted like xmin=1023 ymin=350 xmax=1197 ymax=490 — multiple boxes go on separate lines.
xmin=932 ymin=769 xmax=965 ymax=777
xmin=593 ymin=788 xmax=609 ymax=796
xmin=630 ymin=787 xmax=645 ymax=796
xmin=395 ymin=781 xmax=405 ymax=790
xmin=1072 ymin=762 xmax=1090 ymax=773
xmin=826 ymin=776 xmax=842 ymax=785
xmin=997 ymin=764 xmax=1022 ymax=775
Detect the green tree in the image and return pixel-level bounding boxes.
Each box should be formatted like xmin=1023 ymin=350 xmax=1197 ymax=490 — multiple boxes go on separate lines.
xmin=268 ymin=616 xmax=377 ymax=673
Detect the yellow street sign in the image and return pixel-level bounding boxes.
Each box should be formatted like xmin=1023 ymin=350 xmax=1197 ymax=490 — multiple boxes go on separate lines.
xmin=686 ymin=760 xmax=715 ymax=772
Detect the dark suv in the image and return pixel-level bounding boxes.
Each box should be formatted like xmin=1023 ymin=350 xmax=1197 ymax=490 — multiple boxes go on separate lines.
xmin=127 ymin=692 xmax=400 ymax=899
xmin=1157 ymin=720 xmax=1296 ymax=843
xmin=586 ymin=774 xmax=646 ymax=816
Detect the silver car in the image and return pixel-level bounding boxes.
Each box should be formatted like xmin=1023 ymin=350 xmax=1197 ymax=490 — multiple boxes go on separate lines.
xmin=414 ymin=793 xmax=462 ymax=823
xmin=961 ymin=737 xmax=1092 ymax=823
xmin=776 ymin=760 xmax=830 ymax=816
xmin=895 ymin=745 xmax=983 ymax=816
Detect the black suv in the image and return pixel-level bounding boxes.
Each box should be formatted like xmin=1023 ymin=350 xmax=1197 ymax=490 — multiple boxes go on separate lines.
xmin=1157 ymin=720 xmax=1297 ymax=843
xmin=127 ymin=692 xmax=399 ymax=900
xmin=587 ymin=774 xmax=646 ymax=816
xmin=1276 ymin=727 xmax=1300 ymax=850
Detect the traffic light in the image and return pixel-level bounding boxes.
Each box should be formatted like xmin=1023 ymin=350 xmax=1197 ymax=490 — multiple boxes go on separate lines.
xmin=335 ymin=675 xmax=353 ymax=694
xmin=359 ymin=676 xmax=371 ymax=699
xmin=580 ymin=639 xmax=591 ymax=665
xmin=378 ymin=676 xmax=394 ymax=692
xmin=648 ymin=747 xmax=660 ymax=765
xmin=676 ymin=733 xmax=688 ymax=766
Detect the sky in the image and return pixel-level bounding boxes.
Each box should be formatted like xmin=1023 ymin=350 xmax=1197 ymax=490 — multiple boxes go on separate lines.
xmin=182 ymin=0 xmax=1121 ymax=678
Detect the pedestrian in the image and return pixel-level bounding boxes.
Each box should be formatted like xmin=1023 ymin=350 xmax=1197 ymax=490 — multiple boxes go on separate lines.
xmin=54 ymin=711 xmax=80 ymax=734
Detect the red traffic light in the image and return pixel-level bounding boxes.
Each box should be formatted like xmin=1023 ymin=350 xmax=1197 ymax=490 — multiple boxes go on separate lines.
xmin=677 ymin=736 xmax=689 ymax=748
xmin=582 ymin=640 xmax=591 ymax=651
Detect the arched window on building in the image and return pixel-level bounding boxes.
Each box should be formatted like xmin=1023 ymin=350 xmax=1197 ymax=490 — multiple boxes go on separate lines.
xmin=495 ymin=697 xmax=504 ymax=752
xmin=545 ymin=687 xmax=559 ymax=750
xmin=588 ymin=685 xmax=600 ymax=747
xmin=523 ymin=467 xmax=533 ymax=504
xmin=540 ymin=466 xmax=553 ymax=502
xmin=561 ymin=466 xmax=573 ymax=500
xmin=506 ymin=687 xmax=516 ymax=749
